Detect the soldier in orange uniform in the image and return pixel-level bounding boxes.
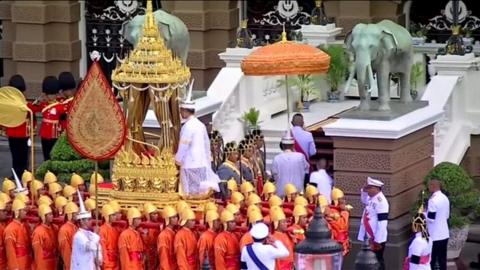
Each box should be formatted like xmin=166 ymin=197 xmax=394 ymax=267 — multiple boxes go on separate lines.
xmin=157 ymin=206 xmax=178 ymax=270
xmin=141 ymin=202 xmax=160 ymax=270
xmin=0 ymin=200 xmax=10 ymax=269
xmin=225 ymin=203 xmax=246 ymax=240
xmin=4 ymin=199 xmax=32 ymax=270
xmin=262 ymin=181 xmax=276 ymax=202
xmin=174 ymin=207 xmax=199 ymax=270
xmin=99 ymin=203 xmax=120 ymax=270
xmin=288 ymin=205 xmax=308 ymax=243
xmin=32 ymin=204 xmax=58 ymax=270
xmin=118 ymin=207 xmax=144 ymax=270
xmin=239 ymin=209 xmax=263 ymax=250
xmin=327 ymin=187 xmax=351 ymax=255
xmin=58 ymin=201 xmax=79 ymax=270
xmin=39 ymin=76 xmax=66 ymax=161
xmin=271 ymin=207 xmax=295 ymax=270
xmin=198 ymin=210 xmax=220 ymax=269
xmin=214 ymin=210 xmax=241 ymax=270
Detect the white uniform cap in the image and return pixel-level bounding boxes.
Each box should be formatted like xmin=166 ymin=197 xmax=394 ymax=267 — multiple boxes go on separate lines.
xmin=281 ymin=130 xmax=294 ymax=145
xmin=76 ymin=190 xmax=92 ymax=220
xmin=250 ymin=222 xmax=269 ymax=240
xmin=11 ymin=168 xmax=29 ymax=195
xmin=179 ymin=79 xmax=195 ymax=110
xmin=367 ymin=177 xmax=384 ymax=187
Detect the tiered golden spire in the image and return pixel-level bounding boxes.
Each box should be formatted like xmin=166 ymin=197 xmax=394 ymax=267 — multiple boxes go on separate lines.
xmin=111 ymin=0 xmax=190 ymax=85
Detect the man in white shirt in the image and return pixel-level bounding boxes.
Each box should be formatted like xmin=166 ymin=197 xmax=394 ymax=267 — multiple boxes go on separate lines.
xmin=426 ymin=179 xmax=450 ymax=270
xmin=175 ymin=80 xmax=220 ymax=196
xmin=358 ymin=177 xmax=389 ymax=270
xmin=240 ymin=222 xmax=289 ymax=270
xmin=291 ymin=113 xmax=316 ymax=160
xmin=71 ymin=191 xmax=102 ymax=270
xmin=271 ymin=132 xmax=309 ymax=197
xmin=309 ymin=158 xmax=333 ymax=202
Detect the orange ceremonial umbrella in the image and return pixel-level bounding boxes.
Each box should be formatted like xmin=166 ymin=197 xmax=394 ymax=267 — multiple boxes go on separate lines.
xmin=241 ymin=30 xmax=330 ymax=125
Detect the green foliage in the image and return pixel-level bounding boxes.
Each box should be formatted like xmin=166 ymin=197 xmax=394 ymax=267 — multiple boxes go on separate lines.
xmin=414 ymin=162 xmax=480 ymax=228
xmin=240 ymin=107 xmax=262 ymax=128
xmin=35 ymin=133 xmax=110 ymax=183
xmin=49 ymin=135 xmax=82 ymax=161
xmin=321 ymin=45 xmax=350 ymax=92
xmin=410 ymin=62 xmax=423 ymax=91
xmin=277 ymin=75 xmax=318 ymax=101
xmin=410 ymin=22 xmax=430 ymax=37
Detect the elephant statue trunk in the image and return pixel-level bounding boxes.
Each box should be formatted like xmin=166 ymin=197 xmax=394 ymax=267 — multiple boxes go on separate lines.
xmin=355 ymin=57 xmax=374 ymax=111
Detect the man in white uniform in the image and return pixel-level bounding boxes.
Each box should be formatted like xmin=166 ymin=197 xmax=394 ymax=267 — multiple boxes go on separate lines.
xmin=358 ymin=177 xmax=389 ymax=270
xmin=309 ymin=158 xmax=333 ymax=202
xmin=71 ymin=191 xmax=102 ymax=270
xmin=240 ymin=222 xmax=289 ymax=270
xmin=291 ymin=113 xmax=316 ymax=159
xmin=271 ymin=131 xmax=309 ymax=197
xmin=426 ymin=179 xmax=450 ymax=270
xmin=175 ymin=80 xmax=219 ymax=195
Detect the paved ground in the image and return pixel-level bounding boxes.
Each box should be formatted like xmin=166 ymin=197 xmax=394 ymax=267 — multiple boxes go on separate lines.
xmin=0 ymin=137 xmax=44 ymax=179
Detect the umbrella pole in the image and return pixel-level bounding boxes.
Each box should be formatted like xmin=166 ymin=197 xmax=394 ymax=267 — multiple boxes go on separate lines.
xmin=285 ymin=75 xmax=291 ymax=128
xmin=29 ymin=111 xmax=35 ymax=175
xmin=94 ymin=161 xmax=99 ymax=231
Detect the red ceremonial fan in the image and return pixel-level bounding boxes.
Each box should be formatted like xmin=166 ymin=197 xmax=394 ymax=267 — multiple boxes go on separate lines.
xmin=66 ymin=61 xmax=126 ymax=161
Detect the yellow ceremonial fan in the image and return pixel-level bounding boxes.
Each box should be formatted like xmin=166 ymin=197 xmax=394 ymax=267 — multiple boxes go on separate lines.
xmin=0 ymin=86 xmax=30 ymax=127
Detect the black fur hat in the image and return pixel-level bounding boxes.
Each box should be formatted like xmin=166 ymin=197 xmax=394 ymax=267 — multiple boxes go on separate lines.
xmin=8 ymin=74 xmax=26 ymax=92
xmin=58 ymin=72 xmax=76 ymax=91
xmin=42 ymin=76 xmax=60 ymax=95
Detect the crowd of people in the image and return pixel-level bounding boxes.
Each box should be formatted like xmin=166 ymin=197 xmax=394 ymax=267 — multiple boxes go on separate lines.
xmin=0 ymin=168 xmax=351 ymax=270
xmin=0 ymin=72 xmax=452 ymax=270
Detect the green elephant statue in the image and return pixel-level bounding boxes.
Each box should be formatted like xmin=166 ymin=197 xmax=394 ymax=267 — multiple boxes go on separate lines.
xmin=123 ymin=9 xmax=190 ymax=64
xmin=345 ymin=20 xmax=413 ymax=111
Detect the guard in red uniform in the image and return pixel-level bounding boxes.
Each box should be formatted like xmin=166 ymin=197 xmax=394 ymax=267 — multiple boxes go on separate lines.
xmin=39 ymin=76 xmax=65 ymax=161
xmin=58 ymin=72 xmax=78 ymax=130
xmin=5 ymin=75 xmax=43 ymax=177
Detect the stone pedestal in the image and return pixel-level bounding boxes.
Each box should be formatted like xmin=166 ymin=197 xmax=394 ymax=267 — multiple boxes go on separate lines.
xmin=300 ymin=24 xmax=342 ymax=46
xmin=323 ymin=104 xmax=443 ymax=269
xmin=218 ymin=47 xmax=258 ymax=68
xmin=0 ymin=0 xmax=81 ymax=98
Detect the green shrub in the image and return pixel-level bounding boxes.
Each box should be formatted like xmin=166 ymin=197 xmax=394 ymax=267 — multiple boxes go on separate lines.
xmin=35 ymin=133 xmax=110 ymax=183
xmin=414 ymin=162 xmax=480 ymax=228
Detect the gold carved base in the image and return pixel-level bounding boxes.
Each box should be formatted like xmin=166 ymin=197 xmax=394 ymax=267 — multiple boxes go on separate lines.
xmin=99 ymin=147 xmax=214 ymax=211
xmin=96 ymin=188 xmax=214 ymax=211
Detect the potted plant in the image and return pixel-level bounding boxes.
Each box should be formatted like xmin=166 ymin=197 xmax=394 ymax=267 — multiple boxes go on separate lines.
xmin=277 ymin=75 xmax=318 ymax=111
xmin=413 ymin=162 xmax=480 ymax=260
xmin=410 ymin=22 xmax=429 ymax=45
xmin=239 ymin=107 xmax=262 ymax=134
xmin=410 ymin=62 xmax=423 ymax=100
xmin=321 ymin=45 xmax=349 ymax=102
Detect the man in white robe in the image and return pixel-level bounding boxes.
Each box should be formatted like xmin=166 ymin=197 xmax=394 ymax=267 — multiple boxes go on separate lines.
xmin=271 ymin=132 xmax=309 ymax=197
xmin=71 ymin=191 xmax=102 ymax=270
xmin=175 ymin=81 xmax=219 ymax=195
xmin=309 ymin=158 xmax=333 ymax=202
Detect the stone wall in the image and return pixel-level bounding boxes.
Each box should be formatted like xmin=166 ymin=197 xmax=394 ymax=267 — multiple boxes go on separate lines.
xmin=0 ymin=0 xmax=81 ymax=98
xmin=162 ymin=1 xmax=239 ymax=91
